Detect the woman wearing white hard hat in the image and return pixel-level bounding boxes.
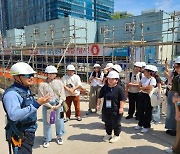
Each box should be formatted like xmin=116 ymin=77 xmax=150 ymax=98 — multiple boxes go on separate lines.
xmin=38 ymin=65 xmax=66 ymax=148
xmin=166 ymin=56 xmax=180 ymax=153
xmin=135 ymin=65 xmax=156 ymax=133
xmin=125 ymin=62 xmax=142 ymax=120
xmin=97 ymin=71 xmax=126 ymax=143
xmin=2 ymin=62 xmax=51 ymax=153
xmin=62 ymin=64 xmax=82 ymax=121
xmin=151 ymin=65 xmax=162 ymax=124
xmin=87 ymin=64 xmax=104 ymax=115
xmin=103 ymin=63 xmax=114 ymax=84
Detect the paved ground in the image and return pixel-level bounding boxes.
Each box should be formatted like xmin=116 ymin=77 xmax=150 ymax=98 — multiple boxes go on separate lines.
xmin=0 ymin=85 xmax=175 ymax=154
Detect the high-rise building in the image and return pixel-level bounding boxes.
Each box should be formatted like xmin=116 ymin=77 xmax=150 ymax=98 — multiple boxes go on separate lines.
xmin=46 ymin=0 xmax=95 ymax=21
xmin=0 ymin=0 xmax=114 ymax=35
xmin=0 ymin=0 xmax=9 ymax=36
xmin=45 ymin=0 xmax=114 ymax=21
xmin=95 ymin=0 xmax=114 ymax=21
xmin=7 ymin=0 xmax=46 ymax=29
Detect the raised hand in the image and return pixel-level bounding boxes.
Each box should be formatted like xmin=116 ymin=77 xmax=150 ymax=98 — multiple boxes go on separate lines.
xmin=37 ymin=93 xmax=52 ymax=105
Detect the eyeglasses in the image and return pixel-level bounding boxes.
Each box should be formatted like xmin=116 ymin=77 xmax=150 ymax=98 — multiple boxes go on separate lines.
xmin=22 ymin=74 xmax=34 ymax=79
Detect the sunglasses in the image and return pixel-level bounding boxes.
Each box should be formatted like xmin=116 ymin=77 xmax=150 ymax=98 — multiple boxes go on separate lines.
xmin=22 ymin=74 xmax=34 ymax=79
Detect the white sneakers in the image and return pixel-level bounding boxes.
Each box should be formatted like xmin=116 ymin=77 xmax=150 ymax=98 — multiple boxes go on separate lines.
xmin=43 ymin=138 xmax=63 ymax=148
xmin=103 ymin=134 xmax=112 ymax=142
xmin=141 ymin=128 xmax=149 ymax=133
xmin=43 ymin=142 xmax=49 ymax=148
xmin=134 ymin=125 xmax=142 ymax=130
xmin=134 ymin=125 xmax=149 ymax=133
xmin=165 ymin=147 xmax=173 ymax=153
xmin=57 ymin=138 xmax=64 ymax=145
xmin=103 ymin=134 xmax=120 ymax=143
xmin=109 ymin=135 xmax=120 ymax=143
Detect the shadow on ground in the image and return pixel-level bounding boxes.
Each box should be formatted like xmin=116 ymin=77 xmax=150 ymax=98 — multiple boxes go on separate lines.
xmin=108 ymin=146 xmax=166 ymax=154
xmin=68 ymin=133 xmax=103 ymax=142
xmin=69 ymin=122 xmax=104 ymax=130
xmin=122 ymin=125 xmax=174 ymax=147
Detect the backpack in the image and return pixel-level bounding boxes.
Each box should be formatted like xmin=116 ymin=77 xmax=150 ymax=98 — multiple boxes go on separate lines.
xmin=129 ymin=72 xmax=142 ymax=82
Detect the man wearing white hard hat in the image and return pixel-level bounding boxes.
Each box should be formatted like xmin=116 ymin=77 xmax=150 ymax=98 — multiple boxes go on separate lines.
xmin=135 ymin=65 xmax=156 ymax=133
xmin=38 ymin=65 xmax=66 ymax=148
xmin=125 ymin=62 xmax=142 ymax=120
xmin=2 ymin=62 xmax=51 ymax=153
xmin=97 ymin=71 xmax=126 ymax=143
xmin=62 ymin=64 xmax=82 ymax=121
xmin=166 ymin=56 xmax=180 ymax=153
xmin=87 ymin=64 xmax=104 ymax=115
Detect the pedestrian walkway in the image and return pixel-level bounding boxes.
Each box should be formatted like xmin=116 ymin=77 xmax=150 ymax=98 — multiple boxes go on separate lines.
xmin=0 ymin=86 xmax=175 ymax=154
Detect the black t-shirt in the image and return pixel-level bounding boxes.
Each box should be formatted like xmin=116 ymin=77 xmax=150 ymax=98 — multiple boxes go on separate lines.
xmin=99 ymin=84 xmax=126 ymax=111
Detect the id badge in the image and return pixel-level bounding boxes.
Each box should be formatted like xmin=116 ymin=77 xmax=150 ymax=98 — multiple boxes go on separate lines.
xmin=106 ymin=100 xmax=112 ymax=108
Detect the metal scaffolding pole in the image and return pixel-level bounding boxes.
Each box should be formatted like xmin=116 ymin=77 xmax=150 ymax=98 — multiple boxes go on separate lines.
xmin=85 ymin=23 xmax=89 ymax=82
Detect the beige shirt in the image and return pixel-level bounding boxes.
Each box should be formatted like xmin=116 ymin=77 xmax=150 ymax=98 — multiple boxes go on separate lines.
xmin=62 ymin=74 xmax=82 ymax=97
xmin=126 ymin=72 xmax=141 ymax=93
xmin=38 ymin=79 xmax=66 ymax=108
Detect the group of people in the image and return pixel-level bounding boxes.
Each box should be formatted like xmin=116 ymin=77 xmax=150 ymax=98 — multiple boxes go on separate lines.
xmin=2 ymin=62 xmax=83 ymax=153
xmin=2 ymin=57 xmax=180 ymax=153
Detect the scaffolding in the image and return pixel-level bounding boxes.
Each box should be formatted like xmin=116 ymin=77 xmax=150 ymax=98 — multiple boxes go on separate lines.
xmin=0 ymin=19 xmax=89 ymax=89
xmin=0 ymin=12 xmax=180 ymax=89
xmin=102 ymin=11 xmax=180 ymax=67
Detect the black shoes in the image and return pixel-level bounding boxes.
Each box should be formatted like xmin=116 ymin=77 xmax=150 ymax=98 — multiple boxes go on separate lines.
xmin=166 ymin=130 xmax=176 ymax=136
xmin=126 ymin=115 xmax=133 ymax=119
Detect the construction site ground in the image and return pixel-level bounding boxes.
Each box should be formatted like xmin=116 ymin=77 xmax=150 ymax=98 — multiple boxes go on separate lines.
xmin=0 ymin=83 xmax=175 ymax=154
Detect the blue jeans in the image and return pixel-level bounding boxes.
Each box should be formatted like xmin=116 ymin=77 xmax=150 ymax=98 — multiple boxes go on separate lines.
xmin=152 ymin=105 xmax=160 ymax=123
xmin=165 ymin=91 xmax=176 ymax=131
xmin=42 ymin=104 xmax=65 ymax=142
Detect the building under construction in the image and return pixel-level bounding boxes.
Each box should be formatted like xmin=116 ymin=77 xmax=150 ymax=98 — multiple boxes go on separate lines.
xmin=0 ymin=10 xmax=180 ymax=89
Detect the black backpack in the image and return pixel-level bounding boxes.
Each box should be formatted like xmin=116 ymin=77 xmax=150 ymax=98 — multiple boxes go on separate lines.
xmin=129 ymin=72 xmax=142 ymax=82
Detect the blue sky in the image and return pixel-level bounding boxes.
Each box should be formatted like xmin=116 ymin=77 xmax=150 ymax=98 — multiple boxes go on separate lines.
xmin=114 ymin=0 xmax=180 ymax=15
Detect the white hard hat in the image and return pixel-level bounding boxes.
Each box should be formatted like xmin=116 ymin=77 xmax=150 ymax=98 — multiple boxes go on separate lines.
xmin=141 ymin=62 xmax=146 ymax=67
xmin=105 ymin=63 xmax=114 ymax=68
xmin=10 ymin=62 xmax=36 ymax=75
xmin=112 ymin=64 xmax=122 ymax=73
xmin=134 ymin=62 xmax=142 ymax=68
xmin=175 ymin=56 xmax=180 ymax=64
xmin=45 ymin=65 xmax=58 ymax=73
xmin=93 ymin=64 xmax=101 ymax=68
xmin=67 ymin=64 xmax=75 ymax=71
xmin=107 ymin=71 xmax=119 ymax=79
xmin=144 ymin=65 xmax=154 ymax=71
xmin=151 ymin=65 xmax=158 ymax=72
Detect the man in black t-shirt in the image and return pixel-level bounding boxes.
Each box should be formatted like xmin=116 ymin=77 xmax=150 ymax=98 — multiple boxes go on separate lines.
xmin=97 ymin=71 xmax=126 ymax=143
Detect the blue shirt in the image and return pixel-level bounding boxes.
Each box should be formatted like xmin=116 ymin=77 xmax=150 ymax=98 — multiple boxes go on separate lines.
xmin=3 ymin=82 xmax=40 ymax=122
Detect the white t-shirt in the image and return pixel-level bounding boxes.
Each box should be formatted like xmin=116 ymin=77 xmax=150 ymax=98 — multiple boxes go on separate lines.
xmin=141 ymin=76 xmax=156 ymax=93
xmin=89 ymin=71 xmax=104 ymax=87
xmin=62 ymin=74 xmax=82 ymax=97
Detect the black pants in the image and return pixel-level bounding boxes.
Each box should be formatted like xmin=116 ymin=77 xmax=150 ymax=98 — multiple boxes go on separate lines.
xmin=128 ymin=92 xmax=140 ymax=117
xmin=138 ymin=92 xmax=152 ymax=128
xmin=12 ymin=131 xmax=35 ymax=154
xmin=104 ymin=110 xmax=123 ymax=136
